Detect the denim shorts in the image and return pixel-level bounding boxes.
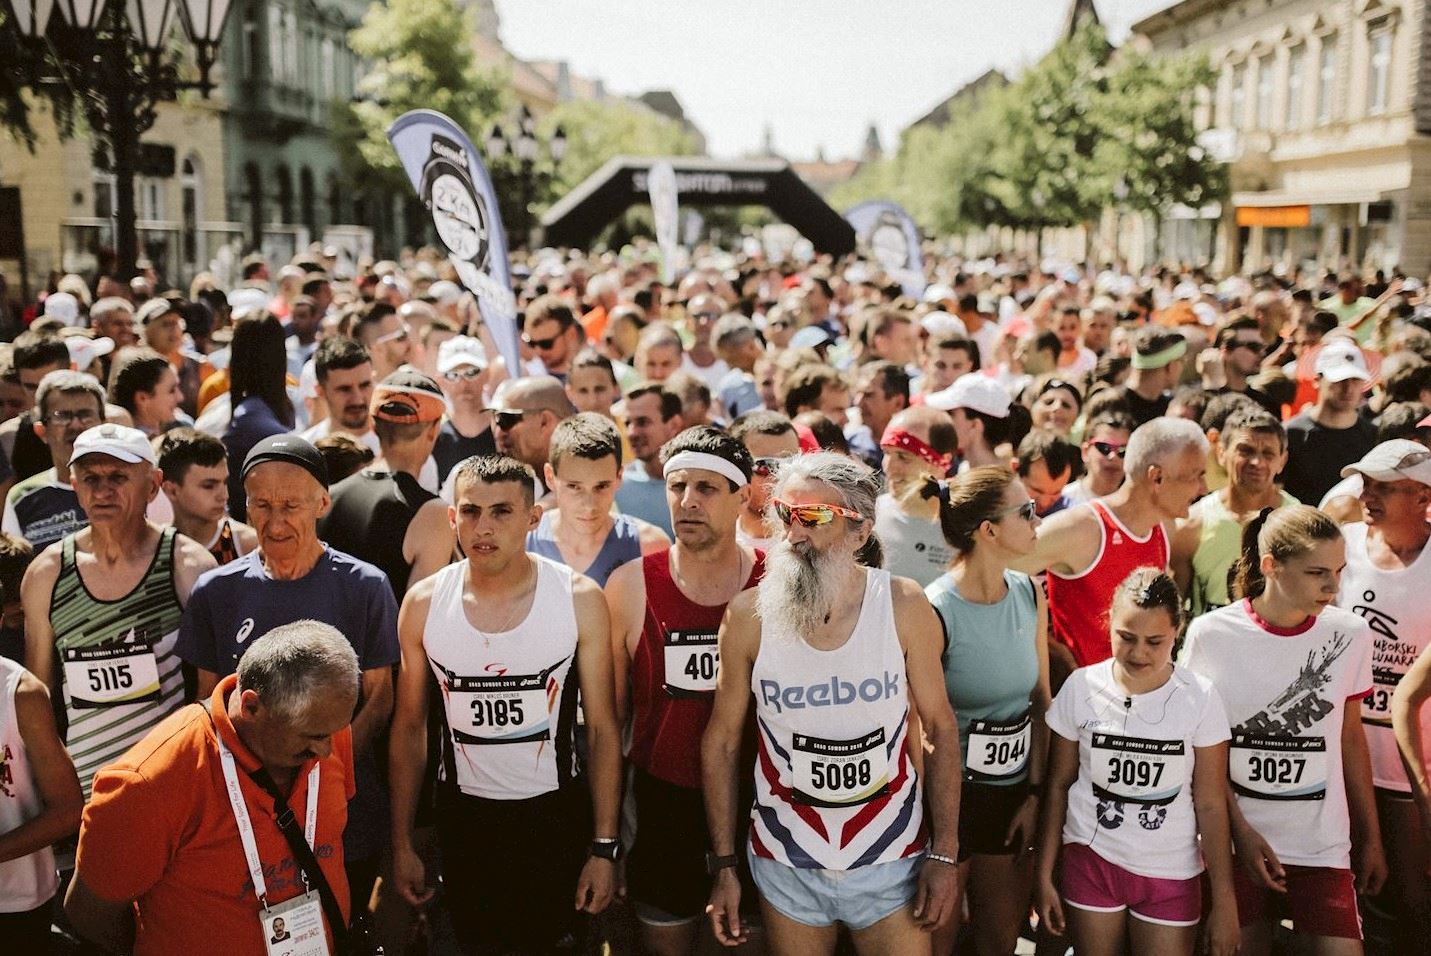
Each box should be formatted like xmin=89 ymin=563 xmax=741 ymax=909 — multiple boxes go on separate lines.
xmin=747 ymin=847 xmax=921 ymax=930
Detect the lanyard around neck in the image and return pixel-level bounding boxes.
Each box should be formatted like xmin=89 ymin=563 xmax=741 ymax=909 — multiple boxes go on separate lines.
xmin=216 ymin=735 xmax=320 ymax=908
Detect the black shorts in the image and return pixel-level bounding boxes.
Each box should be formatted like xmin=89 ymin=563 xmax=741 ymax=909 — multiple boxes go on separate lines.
xmin=957 ymin=779 xmax=1031 ymax=861
xmin=436 ymin=785 xmax=591 ymax=952
xmin=626 ymin=767 xmax=756 ymax=922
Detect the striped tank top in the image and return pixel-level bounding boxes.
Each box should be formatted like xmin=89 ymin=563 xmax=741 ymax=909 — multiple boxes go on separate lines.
xmin=49 ymin=527 xmax=185 ymax=799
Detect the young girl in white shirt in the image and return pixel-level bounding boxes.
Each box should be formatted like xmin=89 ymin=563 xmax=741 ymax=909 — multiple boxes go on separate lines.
xmin=1037 ymin=567 xmax=1239 ymax=956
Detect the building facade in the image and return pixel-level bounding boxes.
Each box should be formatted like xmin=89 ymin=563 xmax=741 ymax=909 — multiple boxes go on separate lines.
xmin=1134 ymin=0 xmax=1431 ymax=275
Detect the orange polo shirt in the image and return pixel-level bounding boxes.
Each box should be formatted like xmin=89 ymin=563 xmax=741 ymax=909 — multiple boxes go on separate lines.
xmin=74 ymin=675 xmax=355 ymax=955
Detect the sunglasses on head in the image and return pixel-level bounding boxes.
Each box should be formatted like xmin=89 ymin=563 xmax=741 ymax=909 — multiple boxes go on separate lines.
xmin=443 ymin=366 xmax=483 ymax=381
xmin=1091 ymin=440 xmax=1127 ymax=459
xmin=692 ymin=311 xmax=721 ymax=322
xmin=995 ymin=499 xmax=1039 ymax=523
xmin=770 ymin=497 xmax=864 ymax=528
xmin=752 ymin=456 xmax=791 ymax=478
xmin=374 ymin=323 xmax=410 ymax=345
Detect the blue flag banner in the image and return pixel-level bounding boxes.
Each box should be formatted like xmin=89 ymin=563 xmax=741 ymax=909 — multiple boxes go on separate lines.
xmin=387 ymin=109 xmax=520 ymax=377
xmin=844 ymin=200 xmax=925 ymax=299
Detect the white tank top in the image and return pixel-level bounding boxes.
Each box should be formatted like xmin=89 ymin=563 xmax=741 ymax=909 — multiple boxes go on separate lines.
xmin=749 ymin=568 xmax=925 ymax=870
xmin=424 ymin=556 xmax=581 ymax=801
xmin=0 ymin=657 xmax=59 ymax=911
xmin=1338 ymin=521 xmax=1431 ymax=791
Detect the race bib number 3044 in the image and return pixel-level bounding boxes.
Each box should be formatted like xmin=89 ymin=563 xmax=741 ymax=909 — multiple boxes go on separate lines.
xmin=62 ymin=641 xmax=161 ymax=709
xmin=1230 ymin=733 xmax=1327 ymax=801
xmin=791 ymin=729 xmax=890 ymax=807
xmin=965 ymin=714 xmax=1031 ymax=783
xmin=1090 ymin=733 xmax=1187 ymax=805
xmin=664 ymin=629 xmax=718 ymax=698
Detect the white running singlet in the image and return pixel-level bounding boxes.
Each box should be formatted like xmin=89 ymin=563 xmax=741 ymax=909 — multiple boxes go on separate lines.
xmin=0 ymin=657 xmax=59 ymax=912
xmin=424 ymin=556 xmax=581 ymax=801
xmin=749 ymin=568 xmax=925 ymax=870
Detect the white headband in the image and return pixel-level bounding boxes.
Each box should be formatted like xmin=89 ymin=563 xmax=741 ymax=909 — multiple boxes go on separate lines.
xmin=662 ymin=450 xmax=749 ymax=488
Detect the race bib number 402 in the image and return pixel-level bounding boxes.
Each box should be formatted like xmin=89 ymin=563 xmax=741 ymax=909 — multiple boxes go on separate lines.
xmin=62 ymin=641 xmax=162 ymax=709
xmin=664 ymin=629 xmax=719 ymax=698
xmin=1090 ymin=733 xmax=1187 ymax=805
xmin=446 ymin=671 xmax=552 ymax=745
xmin=791 ymin=729 xmax=890 ymax=808
xmin=1230 ymin=733 xmax=1327 ymax=801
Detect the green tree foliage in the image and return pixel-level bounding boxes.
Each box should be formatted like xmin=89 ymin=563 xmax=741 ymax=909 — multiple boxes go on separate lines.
xmin=828 ymin=20 xmax=1226 ymax=239
xmin=332 ymin=0 xmax=507 ymax=191
xmin=540 ymin=98 xmax=702 ymax=198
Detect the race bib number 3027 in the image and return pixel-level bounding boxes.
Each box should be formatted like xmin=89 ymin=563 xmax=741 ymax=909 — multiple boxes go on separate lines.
xmin=62 ymin=641 xmax=161 ymax=709
xmin=791 ymin=729 xmax=890 ymax=807
xmin=664 ymin=629 xmax=719 ymax=698
xmin=1090 ymin=733 xmax=1187 ymax=805
xmin=1230 ymin=733 xmax=1327 ymax=801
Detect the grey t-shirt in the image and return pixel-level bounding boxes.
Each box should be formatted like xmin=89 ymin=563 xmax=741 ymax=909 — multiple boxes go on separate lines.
xmin=874 ymin=493 xmax=953 ymax=587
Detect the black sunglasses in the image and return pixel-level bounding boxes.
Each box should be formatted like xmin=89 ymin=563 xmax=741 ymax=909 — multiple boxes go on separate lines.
xmin=1091 ymin=440 xmax=1128 ymax=459
xmin=522 ymin=334 xmax=562 ymax=350
xmin=489 ymin=408 xmax=536 ymax=430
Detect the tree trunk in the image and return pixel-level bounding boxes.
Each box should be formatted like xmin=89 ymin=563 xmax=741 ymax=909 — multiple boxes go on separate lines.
xmin=112 ymin=120 xmax=140 ymax=282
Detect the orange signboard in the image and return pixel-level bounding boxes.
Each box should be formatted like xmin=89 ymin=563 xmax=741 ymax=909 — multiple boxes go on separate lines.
xmin=1235 ymin=205 xmax=1312 ymax=228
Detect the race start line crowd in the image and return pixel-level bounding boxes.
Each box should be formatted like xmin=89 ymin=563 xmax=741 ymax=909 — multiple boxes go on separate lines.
xmin=0 ymin=244 xmax=1428 ymax=956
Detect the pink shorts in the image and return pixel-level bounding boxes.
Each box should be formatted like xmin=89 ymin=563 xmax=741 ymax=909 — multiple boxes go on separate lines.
xmin=1061 ymin=843 xmax=1202 ymax=927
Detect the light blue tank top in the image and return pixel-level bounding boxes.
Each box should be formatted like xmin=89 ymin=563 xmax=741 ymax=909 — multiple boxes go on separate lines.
xmin=525 ymin=511 xmax=643 ymax=588
xmin=926 ymin=569 xmax=1040 ymax=785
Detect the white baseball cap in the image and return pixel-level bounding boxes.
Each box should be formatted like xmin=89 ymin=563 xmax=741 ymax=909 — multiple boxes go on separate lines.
xmin=69 ymin=423 xmax=156 ymax=467
xmin=437 ymin=335 xmax=487 ymax=374
xmin=227 ymin=286 xmax=270 ymax=316
xmin=1314 ymin=339 xmax=1371 ymax=382
xmin=922 ymin=283 xmax=956 ymax=306
xmin=1340 ymin=439 xmax=1431 ymax=485
xmin=919 ymin=311 xmax=968 ymax=341
xmin=64 ymin=335 xmax=115 ymax=371
xmin=44 ymin=292 xmax=80 ymax=326
xmin=428 ymin=280 xmax=463 ymax=305
xmin=925 ymin=373 xmax=1011 ymax=417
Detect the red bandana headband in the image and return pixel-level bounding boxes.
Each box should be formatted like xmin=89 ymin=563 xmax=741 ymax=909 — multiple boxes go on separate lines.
xmin=880 ymin=425 xmax=952 ymax=472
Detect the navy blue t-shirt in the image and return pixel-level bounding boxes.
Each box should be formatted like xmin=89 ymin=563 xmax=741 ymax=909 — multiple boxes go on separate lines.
xmin=176 ymin=546 xmax=399 ymax=677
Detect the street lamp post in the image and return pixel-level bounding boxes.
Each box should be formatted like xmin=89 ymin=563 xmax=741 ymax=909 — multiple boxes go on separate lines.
xmin=485 ymin=104 xmax=566 ymax=249
xmin=1 ymin=0 xmax=235 ymax=279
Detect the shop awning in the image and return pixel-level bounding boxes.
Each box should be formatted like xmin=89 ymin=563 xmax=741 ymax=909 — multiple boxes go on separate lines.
xmin=1232 ymin=187 xmax=1388 ymax=208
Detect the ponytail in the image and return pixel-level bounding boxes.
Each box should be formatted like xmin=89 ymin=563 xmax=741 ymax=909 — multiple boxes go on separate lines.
xmin=922 ymin=466 xmax=1016 ymax=553
xmin=1230 ymin=504 xmax=1343 ymax=601
xmin=1230 ymin=507 xmax=1277 ymax=600
xmin=1112 ymin=567 xmax=1184 ymax=632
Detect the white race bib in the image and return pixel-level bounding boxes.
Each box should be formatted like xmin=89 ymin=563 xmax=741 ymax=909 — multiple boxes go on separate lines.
xmin=965 ymin=713 xmax=1031 ymax=782
xmin=62 ymin=640 xmax=161 ymax=709
xmin=663 ymin=629 xmax=719 ymax=697
xmin=447 ymin=671 xmax=552 ymax=745
xmin=1089 ymin=733 xmax=1187 ymax=805
xmin=1229 ymin=733 xmax=1327 ymax=801
xmin=791 ymin=730 xmax=890 ymax=807
xmin=1362 ymin=663 xmax=1402 ymax=728
xmin=261 ymin=890 xmax=329 ymax=956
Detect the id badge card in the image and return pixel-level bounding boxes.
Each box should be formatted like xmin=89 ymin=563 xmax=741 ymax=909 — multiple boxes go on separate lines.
xmin=1089 ymin=732 xmax=1187 ymax=805
xmin=1229 ymin=732 xmax=1327 ymax=801
xmin=663 ymin=629 xmax=719 ymax=697
xmin=965 ymin=713 xmax=1032 ymax=782
xmin=62 ymin=639 xmax=161 ymax=709
xmin=447 ymin=671 xmax=551 ymax=745
xmin=791 ymin=729 xmax=891 ymax=807
xmin=261 ymin=891 xmax=329 ymax=956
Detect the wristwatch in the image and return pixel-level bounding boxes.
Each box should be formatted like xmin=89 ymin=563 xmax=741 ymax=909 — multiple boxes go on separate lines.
xmin=705 ymin=851 xmax=739 ymax=876
xmin=590 ymin=838 xmax=623 ymax=862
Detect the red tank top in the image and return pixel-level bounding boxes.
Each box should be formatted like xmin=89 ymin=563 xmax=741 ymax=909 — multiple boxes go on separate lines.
xmin=1045 ymin=500 xmax=1168 ymax=667
xmin=629 ymin=548 xmax=765 ymax=789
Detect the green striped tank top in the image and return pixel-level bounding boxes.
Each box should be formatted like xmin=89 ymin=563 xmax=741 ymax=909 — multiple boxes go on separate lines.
xmin=49 ymin=527 xmax=185 ymax=799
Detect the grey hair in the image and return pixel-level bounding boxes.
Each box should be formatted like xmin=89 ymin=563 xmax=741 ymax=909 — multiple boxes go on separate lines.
xmin=236 ymin=620 xmax=360 ymax=718
xmin=35 ymin=370 xmax=104 ymax=419
xmin=1124 ymin=417 xmax=1209 ymax=480
xmin=712 ymin=314 xmax=758 ymax=351
xmin=771 ymin=451 xmax=880 ymax=528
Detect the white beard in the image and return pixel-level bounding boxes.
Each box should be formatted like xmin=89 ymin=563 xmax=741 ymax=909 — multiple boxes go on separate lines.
xmin=755 ymin=539 xmax=859 ymax=641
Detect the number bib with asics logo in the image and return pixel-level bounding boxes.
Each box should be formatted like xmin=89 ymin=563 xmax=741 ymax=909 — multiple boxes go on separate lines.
xmin=1090 ymin=733 xmax=1187 ymax=805
xmin=62 ymin=641 xmax=161 ymax=709
xmin=965 ymin=713 xmax=1032 ymax=783
xmin=447 ymin=671 xmax=550 ymax=746
xmin=1361 ymin=666 xmax=1401 ymax=727
xmin=791 ymin=729 xmax=890 ymax=807
xmin=1230 ymin=733 xmax=1327 ymax=800
xmin=663 ymin=629 xmax=719 ymax=697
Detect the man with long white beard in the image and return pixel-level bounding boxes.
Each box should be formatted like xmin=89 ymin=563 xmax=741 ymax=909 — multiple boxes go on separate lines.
xmin=702 ymin=452 xmax=962 ymax=954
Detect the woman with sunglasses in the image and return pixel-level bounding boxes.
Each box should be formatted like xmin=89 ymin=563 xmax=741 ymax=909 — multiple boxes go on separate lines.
xmin=922 ymin=466 xmax=1051 ymax=955
xmin=1027 ymin=375 xmax=1083 ymax=438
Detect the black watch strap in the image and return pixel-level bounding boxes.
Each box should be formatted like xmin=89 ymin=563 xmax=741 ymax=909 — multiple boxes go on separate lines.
xmin=705 ymin=852 xmax=738 ymax=875
xmin=590 ymin=839 xmax=623 ymax=861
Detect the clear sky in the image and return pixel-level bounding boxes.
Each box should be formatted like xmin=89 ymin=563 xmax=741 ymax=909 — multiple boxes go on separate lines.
xmin=493 ymin=0 xmax=1179 ymax=161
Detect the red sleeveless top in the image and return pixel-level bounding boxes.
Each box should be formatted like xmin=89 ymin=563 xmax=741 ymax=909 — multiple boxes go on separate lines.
xmin=628 ymin=548 xmax=765 ymax=789
xmin=1045 ymin=500 xmax=1168 ymax=668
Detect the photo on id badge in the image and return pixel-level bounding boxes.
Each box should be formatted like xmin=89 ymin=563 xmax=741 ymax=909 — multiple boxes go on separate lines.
xmin=263 ymin=891 xmax=328 ymax=956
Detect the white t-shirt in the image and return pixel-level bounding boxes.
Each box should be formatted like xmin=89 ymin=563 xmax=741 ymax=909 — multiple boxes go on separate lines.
xmin=1046 ymin=659 xmax=1230 ymax=879
xmin=1337 ymin=521 xmax=1431 ymax=792
xmin=1183 ymin=600 xmax=1373 ymax=868
xmin=679 ymin=353 xmax=731 ymax=392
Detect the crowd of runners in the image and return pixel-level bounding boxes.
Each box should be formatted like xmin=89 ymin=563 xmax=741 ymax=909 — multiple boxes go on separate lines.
xmin=0 ymin=244 xmax=1428 ymax=956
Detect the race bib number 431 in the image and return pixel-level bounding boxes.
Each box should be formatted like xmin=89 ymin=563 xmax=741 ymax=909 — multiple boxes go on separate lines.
xmin=791 ymin=729 xmax=890 ymax=807
xmin=63 ymin=641 xmax=161 ymax=709
xmin=1230 ymin=733 xmax=1327 ymax=801
xmin=664 ymin=629 xmax=718 ymax=698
